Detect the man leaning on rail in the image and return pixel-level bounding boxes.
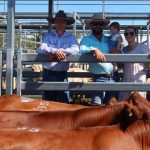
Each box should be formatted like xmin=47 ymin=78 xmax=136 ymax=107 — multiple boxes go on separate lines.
xmin=37 ymin=10 xmax=79 ymax=103
xmin=80 ymin=13 xmax=118 ymax=105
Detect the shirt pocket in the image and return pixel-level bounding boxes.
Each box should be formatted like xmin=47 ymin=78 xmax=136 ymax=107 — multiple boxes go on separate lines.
xmin=48 ymin=40 xmax=57 ymax=48
xmin=62 ymin=42 xmax=70 ymax=49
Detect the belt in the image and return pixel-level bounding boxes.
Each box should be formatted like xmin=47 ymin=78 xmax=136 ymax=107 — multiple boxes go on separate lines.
xmin=43 ymin=69 xmax=66 ymax=75
xmin=95 ymin=74 xmax=112 ymax=78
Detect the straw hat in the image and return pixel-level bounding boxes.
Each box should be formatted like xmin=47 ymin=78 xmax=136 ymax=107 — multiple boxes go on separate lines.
xmin=48 ymin=10 xmax=75 ymax=25
xmin=85 ymin=13 xmax=110 ymax=26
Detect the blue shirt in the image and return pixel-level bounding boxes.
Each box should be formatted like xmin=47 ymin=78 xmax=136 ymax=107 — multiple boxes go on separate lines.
xmin=108 ymin=33 xmax=121 ymax=51
xmin=37 ymin=31 xmax=79 ymax=71
xmin=80 ymin=34 xmax=113 ymax=74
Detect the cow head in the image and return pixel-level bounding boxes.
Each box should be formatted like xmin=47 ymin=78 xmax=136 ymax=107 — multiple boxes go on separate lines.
xmin=119 ymin=99 xmax=143 ymax=130
xmin=125 ymin=92 xmax=150 ymax=120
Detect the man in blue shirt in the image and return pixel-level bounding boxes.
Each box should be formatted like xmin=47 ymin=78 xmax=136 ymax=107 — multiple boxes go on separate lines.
xmin=37 ymin=10 xmax=79 ymax=103
xmin=80 ymin=13 xmax=116 ymax=105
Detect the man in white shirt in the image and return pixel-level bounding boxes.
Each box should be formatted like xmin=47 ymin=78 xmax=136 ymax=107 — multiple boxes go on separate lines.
xmin=37 ymin=10 xmax=79 ymax=103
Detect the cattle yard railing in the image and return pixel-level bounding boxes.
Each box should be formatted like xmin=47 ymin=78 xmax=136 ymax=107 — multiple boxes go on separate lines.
xmin=16 ymin=51 xmax=150 ymax=97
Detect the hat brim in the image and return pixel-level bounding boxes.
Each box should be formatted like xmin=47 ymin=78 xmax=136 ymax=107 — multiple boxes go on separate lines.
xmin=85 ymin=19 xmax=110 ymax=26
xmin=48 ymin=17 xmax=75 ymax=25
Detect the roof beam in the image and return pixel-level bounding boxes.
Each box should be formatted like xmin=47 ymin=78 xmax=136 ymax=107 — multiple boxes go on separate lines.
xmin=1 ymin=12 xmax=150 ymax=20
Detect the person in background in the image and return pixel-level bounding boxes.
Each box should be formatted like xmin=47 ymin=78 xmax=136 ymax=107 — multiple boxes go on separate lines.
xmin=37 ymin=10 xmax=79 ymax=103
xmin=108 ymin=21 xmax=123 ymax=70
xmin=118 ymin=26 xmax=150 ymax=101
xmin=108 ymin=22 xmax=123 ymax=54
xmin=80 ymin=13 xmax=117 ymax=105
xmin=108 ymin=22 xmax=123 ymax=98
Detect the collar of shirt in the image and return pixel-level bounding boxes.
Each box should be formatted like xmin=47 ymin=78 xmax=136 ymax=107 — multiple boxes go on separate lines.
xmin=89 ymin=33 xmax=108 ymax=42
xmin=51 ymin=31 xmax=71 ymax=38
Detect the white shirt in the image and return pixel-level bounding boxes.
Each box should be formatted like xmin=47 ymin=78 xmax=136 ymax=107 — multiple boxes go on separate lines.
xmin=118 ymin=43 xmax=150 ymax=100
xmin=37 ymin=31 xmax=79 ymax=71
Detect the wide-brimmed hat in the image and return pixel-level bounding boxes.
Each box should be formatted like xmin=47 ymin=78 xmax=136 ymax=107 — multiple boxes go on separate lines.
xmin=85 ymin=13 xmax=110 ymax=26
xmin=48 ymin=10 xmax=75 ymax=25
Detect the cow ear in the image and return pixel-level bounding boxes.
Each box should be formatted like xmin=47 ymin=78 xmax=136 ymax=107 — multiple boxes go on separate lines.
xmin=128 ymin=98 xmax=133 ymax=104
xmin=130 ymin=91 xmax=137 ymax=101
xmin=126 ymin=93 xmax=136 ymax=106
xmin=123 ymin=93 xmax=134 ymax=105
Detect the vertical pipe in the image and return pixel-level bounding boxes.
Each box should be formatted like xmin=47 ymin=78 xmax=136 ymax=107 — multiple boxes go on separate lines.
xmin=19 ymin=21 xmax=22 ymax=50
xmin=137 ymin=30 xmax=139 ymax=43
xmin=35 ymin=33 xmax=36 ymax=48
xmin=2 ymin=33 xmax=5 ymax=48
xmin=24 ymin=30 xmax=26 ymax=48
xmin=102 ymin=0 xmax=105 ymax=18
xmin=39 ymin=26 xmax=43 ymax=43
xmin=48 ymin=0 xmax=54 ymax=32
xmin=147 ymin=21 xmax=150 ymax=49
xmin=16 ymin=51 xmax=22 ymax=96
xmin=4 ymin=0 xmax=6 ymax=12
xmin=73 ymin=12 xmax=77 ymax=68
xmin=140 ymin=27 xmax=143 ymax=43
xmin=83 ymin=23 xmax=85 ymax=37
xmin=73 ymin=12 xmax=76 ymax=38
xmin=6 ymin=0 xmax=15 ymax=95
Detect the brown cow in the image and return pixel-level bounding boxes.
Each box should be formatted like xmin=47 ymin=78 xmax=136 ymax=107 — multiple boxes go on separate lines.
xmin=0 ymin=120 xmax=149 ymax=150
xmin=126 ymin=120 xmax=150 ymax=150
xmin=0 ymin=103 xmax=142 ymax=130
xmin=0 ymin=95 xmax=87 ymax=111
xmin=124 ymin=92 xmax=150 ymax=119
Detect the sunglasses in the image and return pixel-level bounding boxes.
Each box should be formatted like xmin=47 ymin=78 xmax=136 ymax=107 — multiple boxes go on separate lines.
xmin=92 ymin=23 xmax=105 ymax=27
xmin=124 ymin=32 xmax=135 ymax=36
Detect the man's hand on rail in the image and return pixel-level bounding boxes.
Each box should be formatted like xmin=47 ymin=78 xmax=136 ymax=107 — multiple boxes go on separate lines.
xmin=91 ymin=49 xmax=106 ymax=61
xmin=55 ymin=49 xmax=67 ymax=61
xmin=47 ymin=53 xmax=56 ymax=60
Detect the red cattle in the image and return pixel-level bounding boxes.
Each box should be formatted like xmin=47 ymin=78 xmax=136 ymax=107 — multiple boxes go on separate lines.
xmin=0 ymin=120 xmax=149 ymax=150
xmin=126 ymin=120 xmax=150 ymax=150
xmin=0 ymin=103 xmax=142 ymax=130
xmin=124 ymin=92 xmax=150 ymax=119
xmin=0 ymin=95 xmax=87 ymax=111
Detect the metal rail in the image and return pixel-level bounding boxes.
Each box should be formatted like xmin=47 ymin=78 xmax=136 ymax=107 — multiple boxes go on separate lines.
xmin=73 ymin=12 xmax=85 ymax=37
xmin=16 ymin=52 xmax=150 ymax=96
xmin=1 ymin=12 xmax=150 ymax=20
xmin=2 ymin=0 xmax=150 ymax=95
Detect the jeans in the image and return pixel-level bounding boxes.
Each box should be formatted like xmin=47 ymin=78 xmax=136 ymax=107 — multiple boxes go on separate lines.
xmin=42 ymin=69 xmax=69 ymax=103
xmin=91 ymin=75 xmax=117 ymax=105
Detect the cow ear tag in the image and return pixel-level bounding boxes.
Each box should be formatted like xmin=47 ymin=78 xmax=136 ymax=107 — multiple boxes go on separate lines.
xmin=129 ymin=112 xmax=133 ymax=117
